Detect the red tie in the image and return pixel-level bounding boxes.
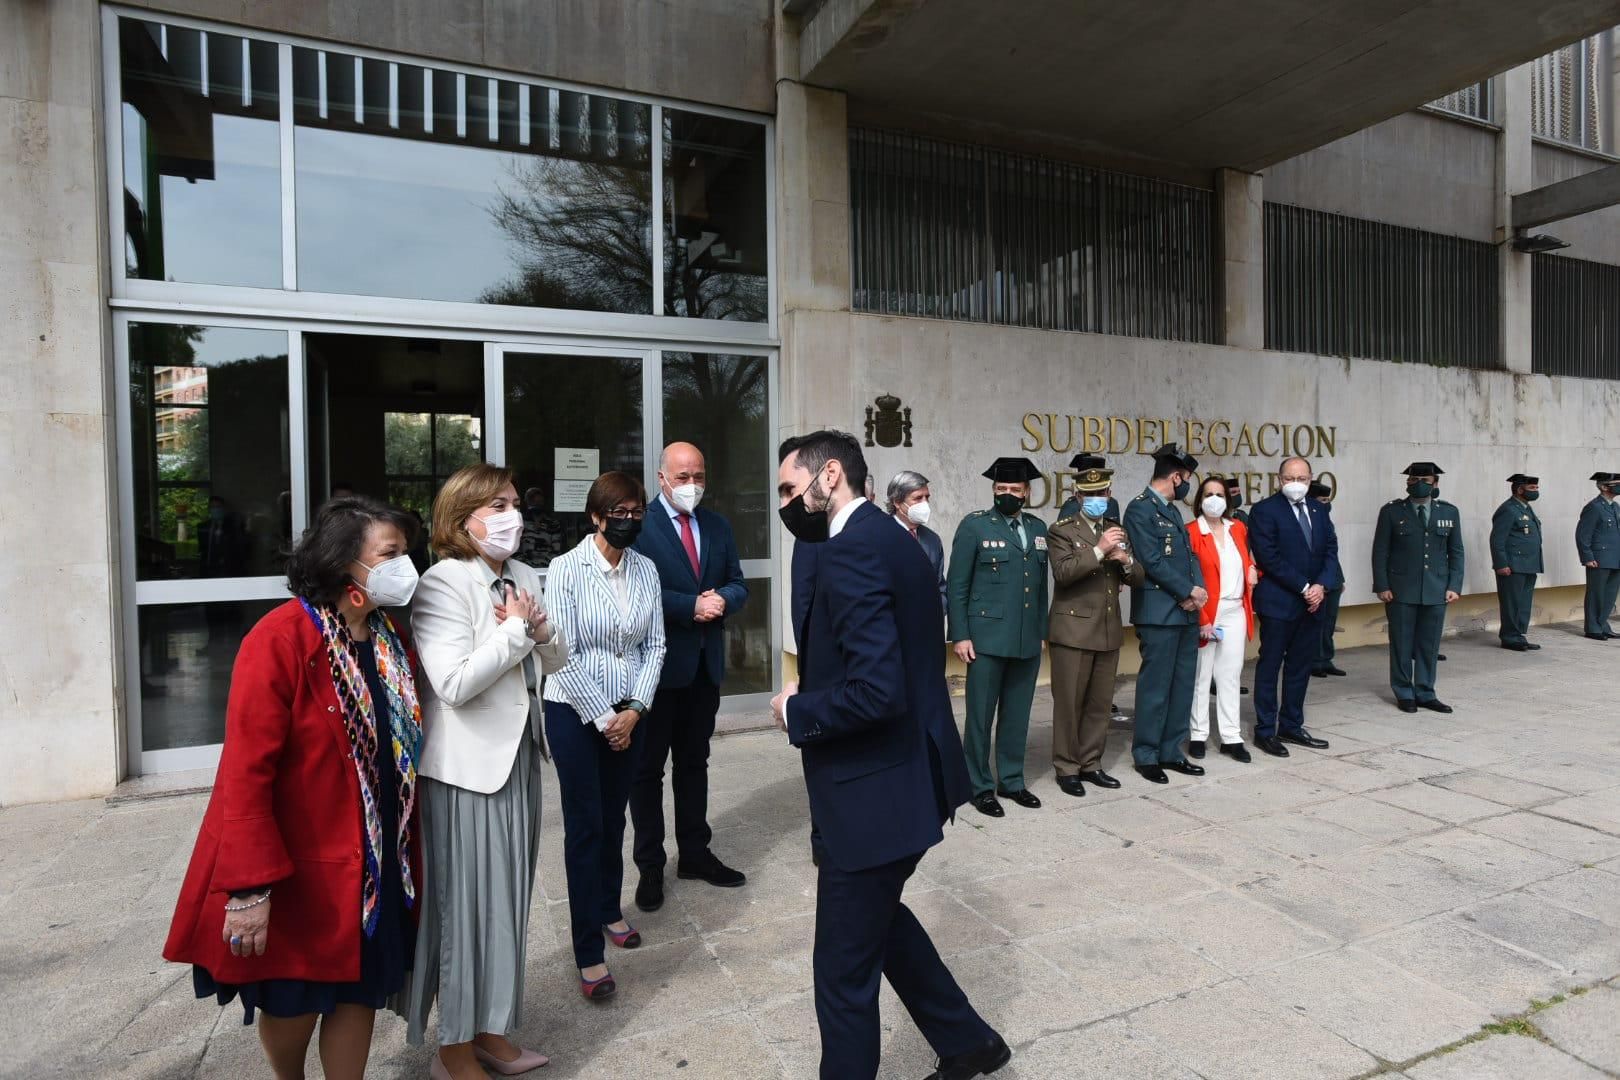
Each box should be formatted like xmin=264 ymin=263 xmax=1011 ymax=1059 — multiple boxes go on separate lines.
xmin=678 ymin=513 xmax=701 ymax=578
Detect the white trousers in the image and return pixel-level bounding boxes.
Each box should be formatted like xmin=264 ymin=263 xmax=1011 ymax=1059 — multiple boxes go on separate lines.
xmin=1191 ymin=597 xmax=1247 ymax=744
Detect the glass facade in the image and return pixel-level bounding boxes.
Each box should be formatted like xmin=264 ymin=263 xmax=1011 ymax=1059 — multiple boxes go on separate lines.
xmin=138 ymin=599 xmax=282 ymax=750
xmin=664 ymin=111 xmax=770 ymax=322
xmin=662 ymin=352 xmax=771 ymax=560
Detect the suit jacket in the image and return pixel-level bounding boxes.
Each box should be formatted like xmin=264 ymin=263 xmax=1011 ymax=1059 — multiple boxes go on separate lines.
xmin=633 ymin=495 xmax=749 ymax=688
xmin=1123 ymin=488 xmax=1203 ymax=626
xmin=411 ymin=557 xmax=569 ymax=793
xmin=1047 ymin=511 xmax=1144 ymax=651
xmin=891 ymin=515 xmax=947 ymax=614
xmin=1371 ymin=498 xmax=1465 ymax=603
xmin=540 ymin=537 xmax=667 ymax=723
xmin=1186 ymin=516 xmax=1256 ymax=638
xmin=1489 ymin=497 xmax=1544 ymax=574
xmin=945 ymin=509 xmax=1050 ymax=658
xmin=1576 ymin=496 xmax=1620 ymax=569
xmin=164 ymin=600 xmax=423 ymax=984
xmin=1248 ymin=492 xmax=1342 ymax=620
xmin=786 ymin=501 xmax=972 ymax=873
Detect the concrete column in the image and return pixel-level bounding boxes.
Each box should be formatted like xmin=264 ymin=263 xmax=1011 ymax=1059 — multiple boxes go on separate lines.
xmin=775 ymin=81 xmax=852 ymax=318
xmin=1217 ymin=168 xmax=1265 ymax=350
xmin=0 ymin=0 xmax=124 ymax=802
xmin=1497 ymin=64 xmax=1534 ymax=374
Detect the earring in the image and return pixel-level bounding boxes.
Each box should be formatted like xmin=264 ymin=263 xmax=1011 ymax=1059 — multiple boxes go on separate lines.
xmin=345 ymin=584 xmax=366 ymax=608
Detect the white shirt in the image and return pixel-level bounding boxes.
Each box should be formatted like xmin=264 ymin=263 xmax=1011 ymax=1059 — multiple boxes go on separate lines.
xmin=830 ymin=496 xmax=867 ymax=538
xmin=1214 ymin=524 xmax=1244 ymax=601
xmin=658 ymin=493 xmax=701 ymax=559
xmin=589 ymin=536 xmax=632 ymax=619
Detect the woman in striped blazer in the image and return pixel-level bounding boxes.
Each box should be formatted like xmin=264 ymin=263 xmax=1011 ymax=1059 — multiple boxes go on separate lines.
xmin=542 ymin=471 xmax=667 ymax=1000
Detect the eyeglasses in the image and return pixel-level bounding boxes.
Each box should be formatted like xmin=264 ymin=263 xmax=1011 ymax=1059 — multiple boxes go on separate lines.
xmin=604 ymin=507 xmax=646 ymax=521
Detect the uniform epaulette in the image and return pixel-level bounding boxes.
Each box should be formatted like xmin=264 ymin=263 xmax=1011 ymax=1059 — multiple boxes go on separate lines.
xmin=968 ymin=510 xmax=988 ymax=518
xmin=1133 ymin=493 xmax=1148 ymax=502
xmin=1388 ymin=498 xmax=1405 ymax=505
xmin=1053 ymin=515 xmax=1077 ymax=527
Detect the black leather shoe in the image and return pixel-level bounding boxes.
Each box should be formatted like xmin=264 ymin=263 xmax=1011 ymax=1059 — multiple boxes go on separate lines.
xmin=972 ymin=792 xmax=1005 ymax=817
xmin=1077 ymin=770 xmax=1121 ymax=789
xmin=1525 ymin=642 xmax=1542 ymax=650
xmin=1255 ymin=736 xmax=1290 ymax=757
xmin=1311 ymin=669 xmax=1328 ymax=677
xmin=1501 ymin=641 xmax=1529 ymax=651
xmin=996 ymin=788 xmax=1042 ymax=809
xmin=1111 ymin=703 xmax=1121 ymax=714
xmin=1135 ymin=764 xmax=1169 ymax=784
xmin=1056 ymin=775 xmax=1086 ymax=797
xmin=926 ymin=1033 xmax=1011 ymax=1080
xmin=1240 ymin=686 xmax=1250 ymax=695
xmin=1417 ymin=699 xmax=1454 ymax=714
xmin=1438 ymin=653 xmax=1447 ymax=661
xmin=677 ymin=855 xmax=746 ymax=888
xmin=1278 ymin=729 xmax=1330 ymax=750
xmin=1322 ymin=665 xmax=1347 ymax=677
xmin=1397 ymin=700 xmax=1418 ymax=713
xmin=1160 ymin=759 xmax=1205 ymax=776
xmin=635 ymin=869 xmax=664 ymax=912
xmin=1220 ymin=742 xmax=1252 ymax=763
xmin=1586 ymin=633 xmax=1608 ymax=641
xmin=1188 ymin=739 xmax=1206 ymax=759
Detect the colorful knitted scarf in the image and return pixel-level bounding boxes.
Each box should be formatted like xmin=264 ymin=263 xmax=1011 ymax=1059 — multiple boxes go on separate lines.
xmin=300 ymin=599 xmax=423 ymax=936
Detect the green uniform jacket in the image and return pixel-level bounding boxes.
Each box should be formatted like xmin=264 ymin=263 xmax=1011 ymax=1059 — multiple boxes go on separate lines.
xmin=1122 ymin=487 xmax=1203 ymax=626
xmin=947 ymin=509 xmax=1050 ymax=660
xmin=1576 ymin=496 xmax=1620 ymax=569
xmin=1372 ymin=498 xmax=1465 ymax=604
xmin=1489 ymin=498 xmax=1543 ymax=574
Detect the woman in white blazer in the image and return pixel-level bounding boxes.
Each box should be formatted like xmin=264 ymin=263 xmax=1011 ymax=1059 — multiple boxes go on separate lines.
xmin=541 ymin=471 xmax=666 ymax=1001
xmin=401 ymin=464 xmax=567 ymax=1080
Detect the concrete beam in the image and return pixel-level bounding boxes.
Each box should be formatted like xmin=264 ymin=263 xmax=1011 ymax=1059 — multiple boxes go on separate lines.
xmin=1512 ymin=163 xmax=1620 ymax=229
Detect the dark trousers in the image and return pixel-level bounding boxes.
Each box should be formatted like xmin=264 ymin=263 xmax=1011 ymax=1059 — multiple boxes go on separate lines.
xmin=545 ymin=701 xmax=638 ymax=969
xmin=1496 ymin=572 xmax=1536 ymax=644
xmin=1132 ymin=624 xmax=1198 ymax=765
xmin=630 ymin=665 xmax=720 ymax=874
xmin=812 ymin=847 xmax=994 ymax=1080
xmin=961 ymin=653 xmax=1041 ymax=795
xmin=1255 ymin=612 xmax=1321 ymax=739
xmin=1314 ymin=587 xmax=1344 ymax=670
xmin=1386 ymin=602 xmax=1445 ymax=703
xmin=1584 ymin=567 xmax=1620 ymax=635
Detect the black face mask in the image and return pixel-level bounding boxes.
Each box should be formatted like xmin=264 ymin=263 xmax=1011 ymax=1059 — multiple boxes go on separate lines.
xmin=780 ymin=475 xmax=832 ymax=543
xmin=1172 ymin=477 xmax=1191 ymax=501
xmin=600 ymin=518 xmax=642 ymax=550
xmin=994 ymin=493 xmax=1025 ymax=517
xmin=1225 ymin=490 xmax=1242 ymax=510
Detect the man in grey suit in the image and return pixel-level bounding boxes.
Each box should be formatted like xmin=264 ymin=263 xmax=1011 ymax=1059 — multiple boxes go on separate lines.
xmin=886 ymin=470 xmax=946 ymax=615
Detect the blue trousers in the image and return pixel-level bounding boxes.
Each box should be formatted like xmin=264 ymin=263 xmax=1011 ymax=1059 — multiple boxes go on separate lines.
xmin=1133 ymin=624 xmax=1198 ymax=765
xmin=1255 ymin=612 xmax=1321 ymax=739
xmin=812 ymin=847 xmax=993 ymax=1079
xmin=545 ymin=701 xmax=638 ymax=969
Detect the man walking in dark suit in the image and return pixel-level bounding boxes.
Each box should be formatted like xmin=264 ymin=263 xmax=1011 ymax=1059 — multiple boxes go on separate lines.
xmin=1246 ymin=457 xmax=1337 ymax=757
xmin=772 ymin=430 xmax=1008 ymax=1080
xmin=630 ymin=441 xmax=750 ymax=912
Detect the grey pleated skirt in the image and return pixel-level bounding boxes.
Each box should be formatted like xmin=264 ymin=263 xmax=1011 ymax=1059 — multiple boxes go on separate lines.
xmin=397 ymin=728 xmax=543 ymax=1046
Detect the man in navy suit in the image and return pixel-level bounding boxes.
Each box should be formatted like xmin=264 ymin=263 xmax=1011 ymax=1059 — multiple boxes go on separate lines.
xmin=772 ymin=431 xmax=1008 ymax=1080
xmin=1246 ymin=457 xmax=1338 ymax=757
xmin=630 ymin=442 xmax=750 ymax=912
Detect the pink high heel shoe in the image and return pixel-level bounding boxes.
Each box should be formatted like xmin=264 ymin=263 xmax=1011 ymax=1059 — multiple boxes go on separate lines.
xmin=474 ymin=1044 xmax=551 ymax=1074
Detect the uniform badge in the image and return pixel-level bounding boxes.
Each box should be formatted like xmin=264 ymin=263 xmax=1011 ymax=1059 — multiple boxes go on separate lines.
xmin=1033 ymin=536 xmax=1047 ymax=551
xmin=981 ymin=540 xmax=990 ymax=548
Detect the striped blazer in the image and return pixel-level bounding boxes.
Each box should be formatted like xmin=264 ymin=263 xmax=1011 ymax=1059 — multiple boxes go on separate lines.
xmin=542 ymin=535 xmax=667 ymax=725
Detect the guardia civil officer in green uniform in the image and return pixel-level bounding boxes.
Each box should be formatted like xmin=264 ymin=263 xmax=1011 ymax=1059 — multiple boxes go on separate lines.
xmin=1371 ymin=462 xmax=1464 ymax=714
xmin=1123 ymin=443 xmax=1207 ymax=784
xmin=947 ymin=457 xmax=1050 ymax=817
xmin=1059 ymin=454 xmax=1121 ymax=522
xmin=1223 ymin=476 xmax=1250 ymax=525
xmin=1490 ymin=473 xmax=1543 ymax=651
xmin=1576 ymin=472 xmax=1620 ymax=639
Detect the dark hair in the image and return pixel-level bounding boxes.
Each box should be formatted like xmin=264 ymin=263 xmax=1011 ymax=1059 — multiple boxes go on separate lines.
xmin=1196 ymin=476 xmax=1226 ymax=503
xmin=1152 ymin=459 xmax=1181 ymax=480
xmin=585 ymin=471 xmax=647 ymax=521
xmin=780 ymin=430 xmax=868 ymax=498
xmin=286 ymin=496 xmax=416 ymax=604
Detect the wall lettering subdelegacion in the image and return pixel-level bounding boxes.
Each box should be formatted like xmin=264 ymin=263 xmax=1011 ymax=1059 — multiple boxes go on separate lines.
xmin=1017 ymin=413 xmax=1338 ymax=508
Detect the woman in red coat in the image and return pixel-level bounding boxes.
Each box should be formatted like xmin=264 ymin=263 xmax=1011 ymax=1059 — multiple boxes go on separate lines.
xmin=164 ymin=496 xmax=425 ymax=1080
xmin=1185 ymin=477 xmax=1258 ymax=762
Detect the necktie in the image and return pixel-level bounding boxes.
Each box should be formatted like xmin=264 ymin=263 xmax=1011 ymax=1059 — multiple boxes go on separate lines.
xmin=1014 ymin=519 xmax=1027 ymax=550
xmin=1294 ymin=501 xmax=1312 ymax=549
xmin=1418 ymin=504 xmax=1429 ymax=529
xmin=678 ymin=513 xmax=701 ymax=578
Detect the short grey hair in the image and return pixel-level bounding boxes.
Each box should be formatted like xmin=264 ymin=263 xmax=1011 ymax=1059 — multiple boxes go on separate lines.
xmin=885 ymin=470 xmax=930 ymax=514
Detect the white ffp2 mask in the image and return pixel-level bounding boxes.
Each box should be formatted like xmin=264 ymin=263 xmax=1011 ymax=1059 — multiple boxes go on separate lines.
xmin=357 ymin=554 xmax=420 ymax=607
xmin=905 ymin=501 xmax=932 ymax=527
xmin=669 ymin=484 xmax=704 ymax=515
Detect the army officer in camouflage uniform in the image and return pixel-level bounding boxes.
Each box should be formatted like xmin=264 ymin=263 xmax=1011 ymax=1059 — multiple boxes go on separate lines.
xmin=1372 ymin=462 xmax=1464 ymax=714
xmin=1577 ymin=471 xmax=1620 ymax=639
xmin=1490 ymin=473 xmax=1543 ymax=651
xmin=1122 ymin=443 xmax=1208 ymax=784
xmin=947 ymin=457 xmax=1050 ymax=817
xmin=1047 ymin=464 xmax=1143 ymax=797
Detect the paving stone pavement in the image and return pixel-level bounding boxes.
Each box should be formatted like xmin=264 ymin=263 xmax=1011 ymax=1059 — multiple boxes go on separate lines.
xmin=4 ymin=626 xmax=1620 ymax=1079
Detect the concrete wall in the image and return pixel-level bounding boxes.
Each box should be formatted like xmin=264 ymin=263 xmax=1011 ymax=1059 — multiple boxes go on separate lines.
xmin=1 ymin=0 xmax=124 ymax=804
xmin=113 ymin=0 xmax=777 ymax=113
xmin=1532 ymin=141 xmax=1620 ymax=266
xmin=1263 ymin=112 xmax=1499 ymax=240
xmin=786 ymin=309 xmax=1620 ymax=603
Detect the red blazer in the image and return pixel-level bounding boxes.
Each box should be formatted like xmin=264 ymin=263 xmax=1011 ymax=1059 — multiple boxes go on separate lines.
xmin=163 ymin=599 xmax=421 ymax=984
xmin=1185 ymin=517 xmax=1256 ymax=642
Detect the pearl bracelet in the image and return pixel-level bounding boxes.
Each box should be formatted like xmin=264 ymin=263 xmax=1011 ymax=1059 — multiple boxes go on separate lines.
xmin=224 ymin=888 xmax=272 ymax=912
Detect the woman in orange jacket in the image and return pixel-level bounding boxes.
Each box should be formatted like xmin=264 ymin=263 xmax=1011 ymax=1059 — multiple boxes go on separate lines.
xmin=1185 ymin=477 xmax=1257 ymax=761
